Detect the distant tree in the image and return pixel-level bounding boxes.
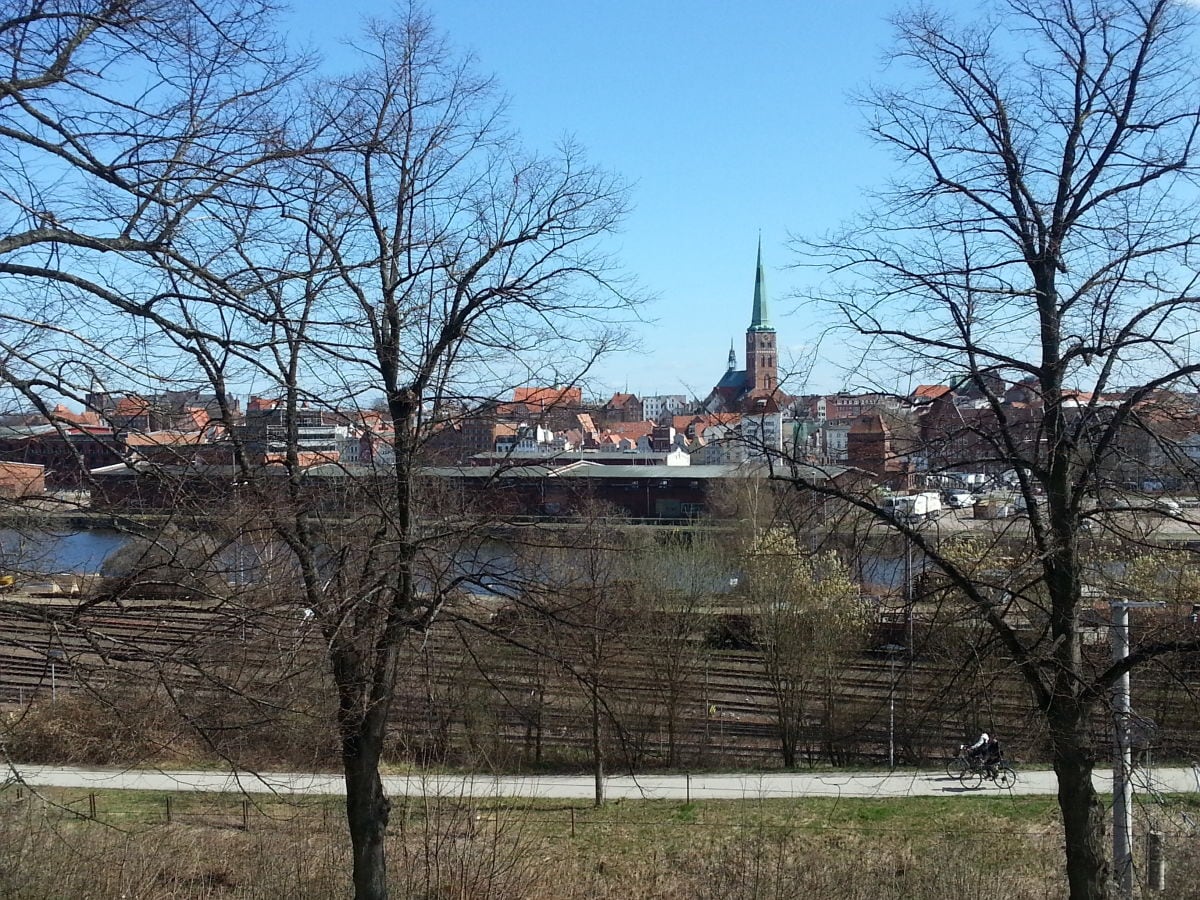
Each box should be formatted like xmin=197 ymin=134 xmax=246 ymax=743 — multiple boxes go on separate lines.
xmin=748 ymin=541 xmax=866 ymax=768
xmin=631 ymin=533 xmax=728 ymax=767
xmin=522 ymin=517 xmax=640 ymax=807
xmin=790 ymin=2 xmax=1200 ymax=896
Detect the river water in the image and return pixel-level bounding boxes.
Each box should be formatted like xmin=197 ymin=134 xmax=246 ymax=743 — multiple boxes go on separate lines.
xmin=0 ymin=528 xmax=129 ymax=576
xmin=0 ymin=526 xmax=914 ymax=592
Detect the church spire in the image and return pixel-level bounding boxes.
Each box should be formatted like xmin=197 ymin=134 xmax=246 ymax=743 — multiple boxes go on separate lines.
xmin=727 ymin=340 xmax=737 ymax=371
xmin=744 ymin=237 xmax=778 ymax=398
xmin=749 ymin=236 xmax=772 ymax=332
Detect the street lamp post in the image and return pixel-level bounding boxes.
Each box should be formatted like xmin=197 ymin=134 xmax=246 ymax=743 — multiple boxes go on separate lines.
xmin=1111 ymin=599 xmax=1165 ymax=900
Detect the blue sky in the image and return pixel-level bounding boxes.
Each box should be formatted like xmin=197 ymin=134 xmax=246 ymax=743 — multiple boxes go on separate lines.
xmin=286 ymin=0 xmax=905 ymax=399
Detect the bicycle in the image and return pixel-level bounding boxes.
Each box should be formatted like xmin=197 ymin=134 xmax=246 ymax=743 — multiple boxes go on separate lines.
xmin=946 ymin=746 xmax=972 ymax=778
xmin=959 ymin=759 xmax=1018 ymax=790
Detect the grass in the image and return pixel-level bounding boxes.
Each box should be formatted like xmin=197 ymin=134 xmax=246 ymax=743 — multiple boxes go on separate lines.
xmin=2 ymin=784 xmax=1196 ymax=898
xmin=0 ymin=785 xmax=1062 ymax=898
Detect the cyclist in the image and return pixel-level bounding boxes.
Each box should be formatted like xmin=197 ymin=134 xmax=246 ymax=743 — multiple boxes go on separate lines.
xmin=964 ymin=731 xmax=990 ymax=767
xmin=982 ymin=737 xmax=1003 ymax=778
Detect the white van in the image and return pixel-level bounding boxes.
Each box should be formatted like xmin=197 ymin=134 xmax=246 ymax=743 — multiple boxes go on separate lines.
xmin=883 ymin=492 xmax=942 ymax=522
xmin=944 ymin=490 xmax=973 ymax=509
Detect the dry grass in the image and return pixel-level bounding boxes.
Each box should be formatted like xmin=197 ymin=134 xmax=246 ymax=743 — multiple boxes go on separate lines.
xmin=11 ymin=785 xmax=1196 ymax=899
xmin=5 ymin=783 xmax=1200 ymax=899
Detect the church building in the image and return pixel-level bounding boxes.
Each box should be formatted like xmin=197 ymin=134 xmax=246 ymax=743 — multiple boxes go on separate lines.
xmin=703 ymin=240 xmax=783 ymax=414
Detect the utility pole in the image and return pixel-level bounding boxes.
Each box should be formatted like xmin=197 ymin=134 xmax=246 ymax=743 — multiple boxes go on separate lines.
xmin=48 ymin=648 xmax=64 ymax=702
xmin=881 ymin=643 xmax=906 ymax=769
xmin=1111 ymin=599 xmax=1164 ymax=899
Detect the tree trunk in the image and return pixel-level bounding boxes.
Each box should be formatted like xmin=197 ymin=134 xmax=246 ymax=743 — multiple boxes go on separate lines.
xmin=535 ymin=681 xmax=544 ymax=764
xmin=778 ymin=715 xmax=797 ymax=769
xmin=666 ymin=697 xmax=678 ymax=768
xmin=343 ymin=731 xmax=391 ymax=900
xmin=1053 ymin=720 xmax=1111 ymax=900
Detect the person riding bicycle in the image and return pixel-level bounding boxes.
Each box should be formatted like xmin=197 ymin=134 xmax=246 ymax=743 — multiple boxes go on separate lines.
xmin=981 ymin=737 xmax=1002 ymax=778
xmin=963 ymin=732 xmax=1003 ymax=775
xmin=964 ymin=731 xmax=990 ymax=767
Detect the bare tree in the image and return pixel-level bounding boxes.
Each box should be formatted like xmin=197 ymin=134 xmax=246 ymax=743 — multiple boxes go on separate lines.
xmin=631 ymin=532 xmax=727 ymax=768
xmin=538 ymin=534 xmax=637 ymax=807
xmin=186 ymin=12 xmax=633 ymax=898
xmin=790 ymin=2 xmax=1200 ymax=896
xmin=0 ymin=0 xmax=324 ymax=776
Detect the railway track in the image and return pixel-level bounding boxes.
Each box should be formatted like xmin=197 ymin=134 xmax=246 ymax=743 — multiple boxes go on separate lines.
xmin=1 ymin=600 xmax=1195 ymax=767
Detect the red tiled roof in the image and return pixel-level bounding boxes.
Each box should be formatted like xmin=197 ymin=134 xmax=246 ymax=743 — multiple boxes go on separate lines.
xmin=182 ymin=407 xmax=210 ymax=431
xmin=113 ymin=395 xmax=150 ymax=416
xmin=50 ymin=404 xmax=100 ymax=426
xmin=125 ymin=430 xmax=206 ymax=447
xmin=672 ymin=415 xmax=701 ymax=433
xmin=912 ymin=385 xmax=952 ymax=400
xmin=512 ymin=386 xmax=582 ymax=408
xmin=605 ymin=420 xmax=654 ymax=438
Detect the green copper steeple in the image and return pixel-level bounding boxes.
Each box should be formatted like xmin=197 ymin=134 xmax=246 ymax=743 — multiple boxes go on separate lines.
xmin=749 ymin=237 xmax=773 ymax=332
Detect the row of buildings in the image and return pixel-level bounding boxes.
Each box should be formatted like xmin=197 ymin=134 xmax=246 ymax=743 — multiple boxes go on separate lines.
xmin=2 ymin=243 xmax=1199 ymax=506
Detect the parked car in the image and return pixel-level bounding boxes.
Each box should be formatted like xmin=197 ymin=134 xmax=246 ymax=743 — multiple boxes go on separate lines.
xmin=944 ymin=490 xmax=973 ymax=509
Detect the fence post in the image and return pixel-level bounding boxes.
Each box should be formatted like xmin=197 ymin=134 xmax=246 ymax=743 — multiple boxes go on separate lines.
xmin=165 ymin=795 xmax=171 ymax=824
xmin=242 ymin=798 xmax=249 ymax=831
xmin=1147 ymin=830 xmax=1166 ymax=891
xmin=88 ymin=793 xmax=96 ymax=819
xmin=570 ymin=807 xmax=576 ymax=838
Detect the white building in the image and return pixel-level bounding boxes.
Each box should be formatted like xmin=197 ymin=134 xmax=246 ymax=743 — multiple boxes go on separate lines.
xmin=642 ymin=394 xmax=689 ymax=423
xmin=819 ymin=420 xmax=852 ymax=464
xmin=495 ymin=423 xmax=562 ymax=454
xmin=742 ymin=411 xmax=783 ymax=457
xmin=686 ymin=411 xmax=783 ymax=464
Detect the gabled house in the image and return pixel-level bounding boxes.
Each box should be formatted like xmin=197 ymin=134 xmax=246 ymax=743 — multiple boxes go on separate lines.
xmin=602 ymin=392 xmax=643 ymax=424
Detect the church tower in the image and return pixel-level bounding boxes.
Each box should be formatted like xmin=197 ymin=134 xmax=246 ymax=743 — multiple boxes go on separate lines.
xmin=745 ymin=239 xmax=777 ymax=396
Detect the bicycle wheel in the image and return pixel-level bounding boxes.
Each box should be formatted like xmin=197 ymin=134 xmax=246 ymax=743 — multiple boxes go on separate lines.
xmin=946 ymin=756 xmax=967 ymax=778
xmin=995 ymin=765 xmax=1017 ymax=789
xmin=959 ymin=769 xmax=984 ymax=790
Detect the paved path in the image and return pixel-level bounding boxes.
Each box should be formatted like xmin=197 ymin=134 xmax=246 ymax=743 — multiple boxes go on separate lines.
xmin=8 ymin=764 xmax=1200 ymax=800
